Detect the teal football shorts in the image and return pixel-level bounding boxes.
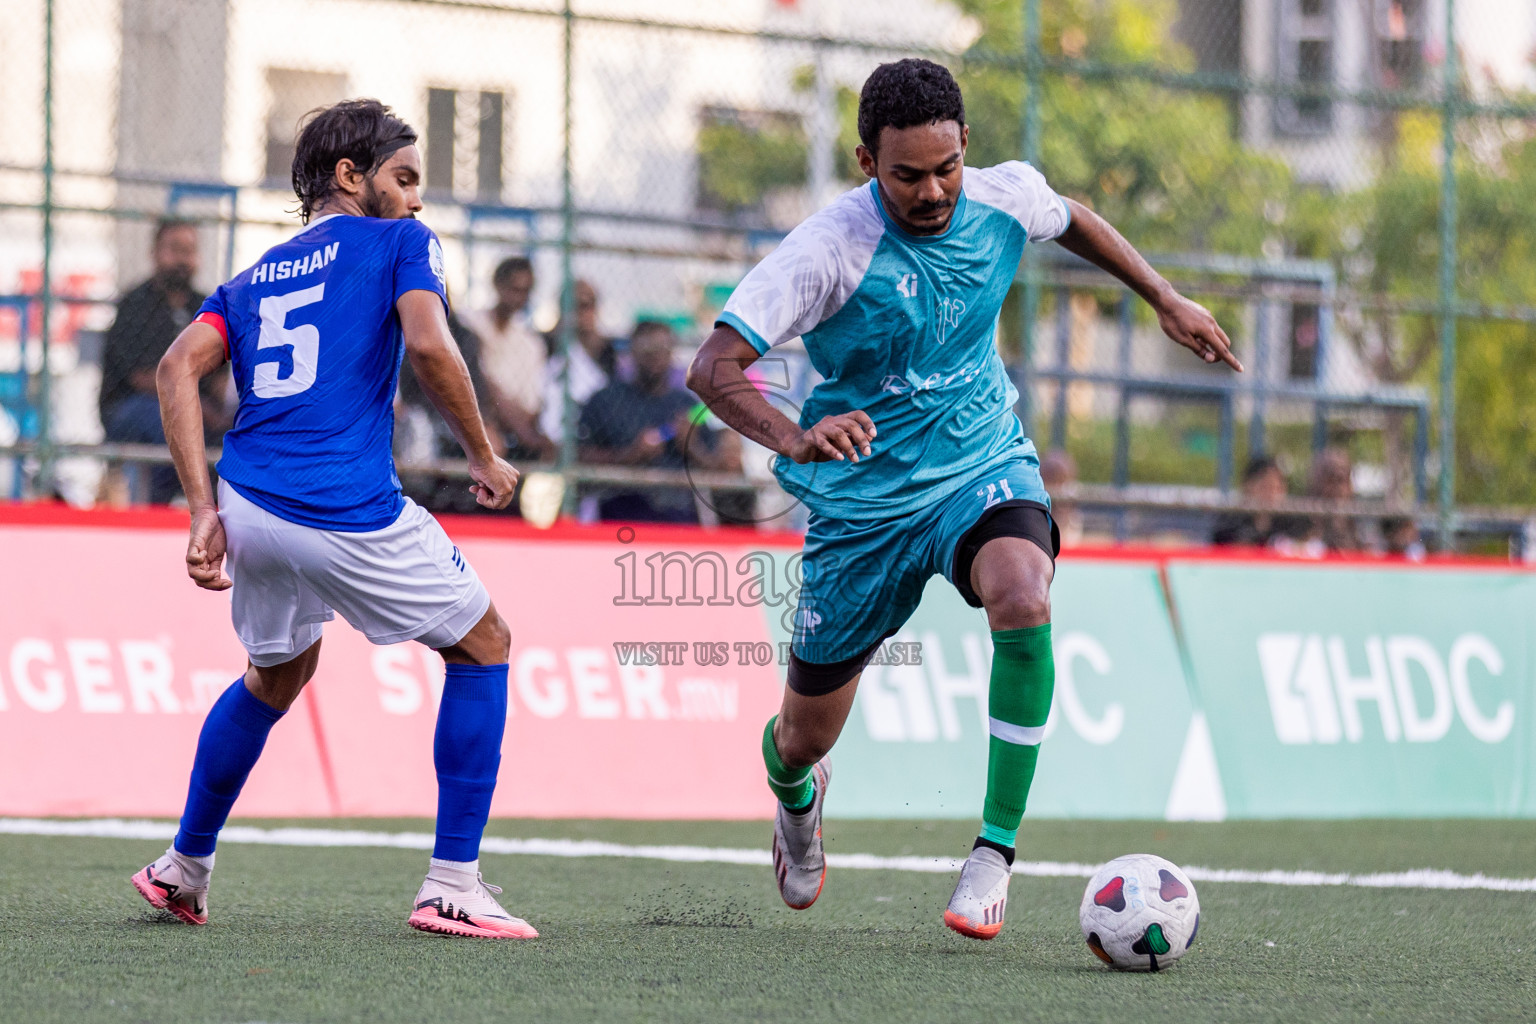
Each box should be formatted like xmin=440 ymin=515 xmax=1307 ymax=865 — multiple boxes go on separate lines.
xmin=788 ymin=454 xmax=1055 ymax=670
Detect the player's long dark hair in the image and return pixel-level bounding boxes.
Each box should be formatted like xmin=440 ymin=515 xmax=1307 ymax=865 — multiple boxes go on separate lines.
xmin=291 ymin=99 xmax=417 ymax=223
xmin=857 ymin=58 xmax=966 ymax=154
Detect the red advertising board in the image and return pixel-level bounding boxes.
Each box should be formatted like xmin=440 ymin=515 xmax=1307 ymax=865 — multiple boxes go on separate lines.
xmin=0 ymin=507 xmax=790 ymax=820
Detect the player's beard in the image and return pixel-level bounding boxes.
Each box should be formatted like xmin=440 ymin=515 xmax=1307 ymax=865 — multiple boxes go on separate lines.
xmin=905 ymin=197 xmax=954 ymax=233
xmin=359 ymin=176 xmax=390 ymax=219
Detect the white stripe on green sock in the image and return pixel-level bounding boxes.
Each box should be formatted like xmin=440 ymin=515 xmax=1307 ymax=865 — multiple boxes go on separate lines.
xmin=980 ymin=624 xmax=1055 ymax=849
xmin=762 ymin=716 xmax=815 ymax=810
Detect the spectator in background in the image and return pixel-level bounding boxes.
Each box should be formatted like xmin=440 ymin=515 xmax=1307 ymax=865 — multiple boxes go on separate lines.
xmin=1038 ymin=450 xmax=1082 ymax=548
xmin=460 ymin=256 xmax=553 ymax=460
xmin=396 ymin=303 xmax=504 ymax=513
xmin=1211 ymin=455 xmax=1291 ymax=547
xmin=99 ymin=219 xmax=230 ymax=503
xmin=1382 ymin=515 xmax=1427 ymax=561
xmin=1308 ymin=445 xmax=1364 ymax=552
xmin=540 ymin=279 xmax=620 ymax=444
xmin=578 ymin=320 xmax=740 ymax=523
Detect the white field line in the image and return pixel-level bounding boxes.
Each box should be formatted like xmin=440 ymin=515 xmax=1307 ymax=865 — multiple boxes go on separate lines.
xmin=3 ymin=818 xmax=1535 ymax=893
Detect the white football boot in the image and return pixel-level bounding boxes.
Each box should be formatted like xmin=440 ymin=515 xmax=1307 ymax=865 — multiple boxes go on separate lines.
xmin=408 ymin=874 xmax=538 ymax=939
xmin=770 ymin=755 xmax=832 ymax=909
xmin=944 ymin=844 xmax=1012 ymax=940
xmin=131 ymin=847 xmax=211 ymax=926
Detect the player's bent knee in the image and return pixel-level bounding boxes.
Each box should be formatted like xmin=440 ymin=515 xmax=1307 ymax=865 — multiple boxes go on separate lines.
xmin=472 ymin=609 xmax=511 ymax=658
xmin=440 ymin=607 xmax=511 ymax=665
xmin=775 ymin=729 xmax=832 ymax=771
xmin=486 ymin=613 xmax=512 ymax=661
xmin=986 ymin=585 xmax=1051 ymax=631
xmin=241 ymin=638 xmax=322 ymax=712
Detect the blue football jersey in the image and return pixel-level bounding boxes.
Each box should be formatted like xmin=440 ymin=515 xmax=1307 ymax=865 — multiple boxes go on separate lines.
xmin=194 ymin=214 xmax=448 ymax=531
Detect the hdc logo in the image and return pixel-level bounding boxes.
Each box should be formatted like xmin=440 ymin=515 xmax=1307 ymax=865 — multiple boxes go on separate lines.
xmin=859 ymin=630 xmax=1123 ymax=745
xmin=1256 ymin=633 xmax=1513 ymax=745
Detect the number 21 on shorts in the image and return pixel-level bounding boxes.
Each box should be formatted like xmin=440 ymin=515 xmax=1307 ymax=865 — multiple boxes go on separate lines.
xmin=977 ymin=476 xmax=1014 ymax=510
xmin=254 ymin=283 xmax=325 ymax=398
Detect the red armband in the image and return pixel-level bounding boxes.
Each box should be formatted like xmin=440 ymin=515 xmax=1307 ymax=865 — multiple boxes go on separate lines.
xmin=194 ymin=311 xmax=229 ymax=357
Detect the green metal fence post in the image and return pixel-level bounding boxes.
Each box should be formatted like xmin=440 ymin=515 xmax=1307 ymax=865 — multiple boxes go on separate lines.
xmin=1018 ymin=0 xmax=1042 ymax=440
xmin=558 ymin=0 xmax=577 ymax=515
xmin=1437 ymin=0 xmax=1459 ymax=548
xmin=38 ymin=0 xmax=56 ymax=495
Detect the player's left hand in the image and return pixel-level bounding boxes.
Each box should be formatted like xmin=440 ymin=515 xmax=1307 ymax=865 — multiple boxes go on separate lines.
xmin=186 ymin=505 xmax=232 ymax=591
xmin=469 ymin=455 xmax=520 ymax=510
xmin=1156 ymin=293 xmax=1243 ymax=372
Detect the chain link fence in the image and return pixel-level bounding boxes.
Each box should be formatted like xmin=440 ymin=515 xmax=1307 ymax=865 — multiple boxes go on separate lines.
xmin=3 ymin=0 xmax=1534 ymax=551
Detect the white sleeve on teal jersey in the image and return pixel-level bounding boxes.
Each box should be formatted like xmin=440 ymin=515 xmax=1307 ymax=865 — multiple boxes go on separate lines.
xmin=964 ymin=162 xmax=1072 ymax=242
xmin=718 ymin=187 xmax=884 ymax=354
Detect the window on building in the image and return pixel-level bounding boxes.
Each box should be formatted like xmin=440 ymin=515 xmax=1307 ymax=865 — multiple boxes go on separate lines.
xmin=425 ymin=88 xmax=509 ymax=202
xmin=1174 ymin=0 xmax=1243 ymax=75
xmin=1173 ymin=0 xmax=1244 ymax=136
xmin=425 ymin=88 xmax=457 ymax=198
xmin=1275 ymin=0 xmax=1334 ymax=136
xmin=1287 ymin=303 xmax=1321 ymax=380
xmin=1375 ymin=0 xmax=1427 ymax=90
xmin=477 ymin=92 xmax=504 ymax=203
xmin=264 ymin=69 xmax=348 ymax=186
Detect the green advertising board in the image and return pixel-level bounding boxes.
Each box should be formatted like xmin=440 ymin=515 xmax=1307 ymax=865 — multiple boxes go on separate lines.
xmin=1166 ymin=563 xmax=1536 ymax=818
xmin=765 ymin=561 xmax=1209 ymax=820
xmin=757 ymin=548 xmax=1536 ymax=820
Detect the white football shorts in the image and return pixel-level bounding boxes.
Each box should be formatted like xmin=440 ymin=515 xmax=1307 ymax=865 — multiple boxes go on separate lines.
xmin=219 ymin=480 xmax=491 ymax=667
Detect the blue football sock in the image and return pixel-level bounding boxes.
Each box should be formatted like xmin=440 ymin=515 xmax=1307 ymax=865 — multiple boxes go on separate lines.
xmin=174 ymin=679 xmax=286 ymax=857
xmin=433 ymin=663 xmax=508 ymax=862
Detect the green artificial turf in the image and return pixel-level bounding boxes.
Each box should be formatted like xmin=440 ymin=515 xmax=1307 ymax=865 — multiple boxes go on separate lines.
xmin=2 ymin=818 xmax=1534 ymax=1023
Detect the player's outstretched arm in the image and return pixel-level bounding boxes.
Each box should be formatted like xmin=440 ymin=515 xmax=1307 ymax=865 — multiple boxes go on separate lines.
xmin=686 ymin=326 xmax=875 ymax=464
xmin=397 ymin=289 xmax=519 ymax=510
xmin=1054 ymin=199 xmax=1243 ymax=373
xmin=157 ymin=322 xmax=232 ymax=590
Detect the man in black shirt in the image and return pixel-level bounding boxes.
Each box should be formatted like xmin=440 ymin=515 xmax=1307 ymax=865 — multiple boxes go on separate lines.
xmin=579 ymin=321 xmax=740 ymax=523
xmin=396 ymin=307 xmax=504 ymax=514
xmin=99 ymin=219 xmax=223 ymax=502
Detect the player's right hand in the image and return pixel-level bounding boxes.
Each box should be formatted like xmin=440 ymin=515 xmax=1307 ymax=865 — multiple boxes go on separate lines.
xmin=469 ymin=455 xmax=520 ymax=510
xmin=186 ymin=506 xmax=232 ymax=591
xmin=786 ymin=411 xmax=877 ymax=464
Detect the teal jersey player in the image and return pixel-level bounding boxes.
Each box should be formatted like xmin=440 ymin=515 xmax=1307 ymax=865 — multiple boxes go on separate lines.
xmin=688 ymin=59 xmax=1240 ymax=943
xmin=718 ymin=161 xmax=1070 ymax=522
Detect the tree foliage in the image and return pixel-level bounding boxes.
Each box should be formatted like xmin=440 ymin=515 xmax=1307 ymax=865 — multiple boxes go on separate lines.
xmin=954 ymin=0 xmax=1291 ymax=256
xmin=696 ymin=110 xmax=808 ymax=214
xmin=694 ymin=0 xmax=1536 ymax=505
xmin=1285 ymin=118 xmax=1536 ymax=505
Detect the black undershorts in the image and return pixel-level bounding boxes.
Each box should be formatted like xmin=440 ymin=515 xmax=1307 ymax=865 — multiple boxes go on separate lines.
xmin=785 ymin=502 xmax=1057 ymax=697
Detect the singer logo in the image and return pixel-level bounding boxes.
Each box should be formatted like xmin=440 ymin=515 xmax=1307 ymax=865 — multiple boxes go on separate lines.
xmin=1256 ymin=633 xmax=1513 ymax=745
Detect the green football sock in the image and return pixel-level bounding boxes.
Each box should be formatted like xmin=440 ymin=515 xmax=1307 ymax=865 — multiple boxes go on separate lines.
xmin=762 ymin=716 xmax=815 ymax=811
xmin=980 ymin=624 xmax=1055 ymax=849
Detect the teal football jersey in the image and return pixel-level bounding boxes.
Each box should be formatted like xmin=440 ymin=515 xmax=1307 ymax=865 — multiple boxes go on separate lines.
xmin=717 ymin=162 xmax=1071 ymax=520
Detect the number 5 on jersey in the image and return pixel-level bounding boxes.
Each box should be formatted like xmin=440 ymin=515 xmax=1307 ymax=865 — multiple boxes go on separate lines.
xmin=254 ymin=283 xmax=325 ymax=398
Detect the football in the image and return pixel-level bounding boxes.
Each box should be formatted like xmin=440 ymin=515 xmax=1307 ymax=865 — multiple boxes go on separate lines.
xmin=1079 ymin=854 xmax=1200 ymax=972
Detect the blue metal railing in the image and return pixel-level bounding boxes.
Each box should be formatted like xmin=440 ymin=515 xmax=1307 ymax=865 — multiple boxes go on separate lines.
xmin=1027 ymin=249 xmax=1432 ymax=520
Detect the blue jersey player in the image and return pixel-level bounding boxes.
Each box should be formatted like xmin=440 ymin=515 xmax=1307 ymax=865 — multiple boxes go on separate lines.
xmin=133 ymin=100 xmax=535 ymax=939
xmin=688 ymin=61 xmax=1241 ymax=940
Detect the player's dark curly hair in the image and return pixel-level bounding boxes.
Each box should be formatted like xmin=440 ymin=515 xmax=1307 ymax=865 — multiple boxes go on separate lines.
xmin=857 ymin=58 xmax=966 ymax=155
xmin=291 ymin=99 xmax=417 ymax=223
